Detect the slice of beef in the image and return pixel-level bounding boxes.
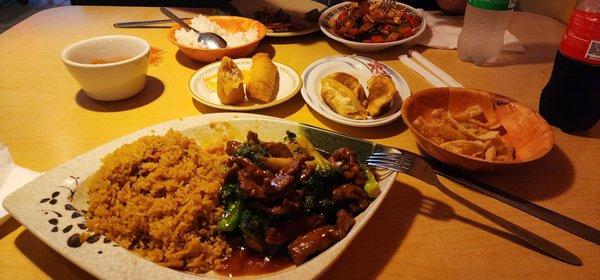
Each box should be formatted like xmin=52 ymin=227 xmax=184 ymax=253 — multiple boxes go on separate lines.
xmin=286 ymin=210 xmax=356 ymax=265
xmin=255 ymin=198 xmax=302 ymax=216
xmin=329 ymin=148 xmax=364 ymax=183
xmin=332 ymin=184 xmax=370 ymax=213
xmin=336 ymin=209 xmax=355 ymax=234
xmin=266 ymin=154 xmax=314 ymax=194
xmin=281 ymin=154 xmax=314 ymax=176
xmin=238 ymin=170 xmax=267 ymax=199
xmin=225 ymin=140 xmax=242 ymax=156
xmin=227 ymin=157 xmax=273 ymax=179
xmin=287 ymin=225 xmax=346 ymax=265
xmin=264 ymin=215 xmax=326 ymax=245
xmin=262 ymin=142 xmax=293 ymax=158
xmin=269 ymin=174 xmax=294 ymax=193
xmin=247 ymin=131 xmax=261 ymax=143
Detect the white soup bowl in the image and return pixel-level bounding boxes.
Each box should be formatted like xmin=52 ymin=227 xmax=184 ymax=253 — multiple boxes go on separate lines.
xmin=61 ymin=35 xmax=150 ymax=101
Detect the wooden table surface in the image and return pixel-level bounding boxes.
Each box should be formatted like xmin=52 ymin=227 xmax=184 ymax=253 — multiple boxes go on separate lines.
xmin=1 ymin=6 xmax=599 ymax=280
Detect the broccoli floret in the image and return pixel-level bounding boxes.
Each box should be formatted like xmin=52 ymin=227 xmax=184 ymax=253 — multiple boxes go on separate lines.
xmin=233 ymin=142 xmax=267 ymax=166
xmin=220 ymin=182 xmax=244 ymax=206
xmin=218 ymin=183 xmax=246 ymax=232
xmin=239 ymin=209 xmax=269 ymax=246
xmin=295 ymin=134 xmax=341 ymax=180
xmin=283 ymin=131 xmax=297 ymax=143
xmin=361 ymin=164 xmax=380 ymax=198
xmin=317 ymin=199 xmax=336 ymax=219
xmin=301 ymin=173 xmax=326 ymax=193
xmin=301 ymin=173 xmax=337 ymax=218
xmin=303 ymin=195 xmax=318 ymax=215
xmin=301 ymin=174 xmax=325 ymax=215
xmin=217 ymin=200 xmax=244 ymax=232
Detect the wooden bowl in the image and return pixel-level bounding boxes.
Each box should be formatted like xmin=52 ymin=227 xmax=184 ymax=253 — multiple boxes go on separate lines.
xmin=167 ymin=16 xmax=266 ymax=63
xmin=401 ymin=87 xmax=555 ymax=172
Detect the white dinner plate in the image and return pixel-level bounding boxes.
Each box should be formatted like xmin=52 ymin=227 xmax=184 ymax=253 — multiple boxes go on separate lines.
xmin=3 ymin=113 xmax=398 ymax=279
xmin=189 ymin=58 xmax=301 ymax=111
xmin=301 ymin=55 xmax=411 ymax=127
xmin=230 ymin=0 xmax=326 ymax=37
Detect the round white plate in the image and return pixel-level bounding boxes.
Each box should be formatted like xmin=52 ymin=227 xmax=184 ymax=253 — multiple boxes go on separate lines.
xmin=301 ymin=55 xmax=410 ymax=127
xmin=230 ymin=0 xmax=326 ymax=37
xmin=189 ymin=58 xmax=302 ymax=111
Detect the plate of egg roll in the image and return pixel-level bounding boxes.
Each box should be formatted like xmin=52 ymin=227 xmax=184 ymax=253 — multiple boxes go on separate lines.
xmin=189 ymin=53 xmax=302 ymax=111
xmin=301 ymin=55 xmax=410 ymax=127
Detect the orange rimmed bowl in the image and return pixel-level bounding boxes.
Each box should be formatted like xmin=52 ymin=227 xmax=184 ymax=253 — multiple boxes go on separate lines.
xmin=401 ymin=87 xmax=555 ymax=172
xmin=167 ymin=16 xmax=267 ymax=63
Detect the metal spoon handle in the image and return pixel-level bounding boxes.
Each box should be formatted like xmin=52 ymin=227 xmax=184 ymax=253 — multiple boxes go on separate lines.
xmin=160 ymin=7 xmax=197 ymax=32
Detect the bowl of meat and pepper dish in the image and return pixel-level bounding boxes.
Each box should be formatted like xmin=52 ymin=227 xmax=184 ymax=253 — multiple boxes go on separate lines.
xmin=319 ymin=0 xmax=426 ymax=51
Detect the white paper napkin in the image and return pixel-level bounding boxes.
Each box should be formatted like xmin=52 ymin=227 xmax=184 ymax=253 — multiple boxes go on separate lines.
xmin=416 ymin=10 xmax=525 ymax=52
xmin=0 ymin=143 xmax=41 ymax=226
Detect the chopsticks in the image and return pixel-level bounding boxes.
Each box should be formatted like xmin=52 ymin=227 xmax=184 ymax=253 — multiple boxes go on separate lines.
xmin=399 ymin=50 xmax=463 ymax=87
xmin=113 ymin=18 xmax=191 ymax=28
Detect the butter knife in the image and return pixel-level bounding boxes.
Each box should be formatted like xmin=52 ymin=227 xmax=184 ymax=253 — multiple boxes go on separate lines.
xmin=428 ymin=159 xmax=600 ymax=245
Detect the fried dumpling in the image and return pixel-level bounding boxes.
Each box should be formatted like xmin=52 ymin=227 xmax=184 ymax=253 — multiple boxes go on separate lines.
xmin=326 ymin=72 xmax=367 ymax=107
xmin=247 ymin=53 xmax=278 ymax=103
xmin=366 ymin=75 xmax=397 ymax=117
xmin=217 ymin=56 xmax=245 ymax=105
xmin=320 ymin=77 xmax=367 ymax=120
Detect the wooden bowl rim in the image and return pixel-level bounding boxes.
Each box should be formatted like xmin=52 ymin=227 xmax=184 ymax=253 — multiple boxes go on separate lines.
xmin=401 ymin=87 xmax=555 ymax=166
xmin=167 ymin=16 xmax=267 ymax=51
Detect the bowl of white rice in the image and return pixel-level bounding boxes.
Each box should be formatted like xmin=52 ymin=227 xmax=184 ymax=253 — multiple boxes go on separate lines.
xmin=168 ymin=15 xmax=266 ymax=63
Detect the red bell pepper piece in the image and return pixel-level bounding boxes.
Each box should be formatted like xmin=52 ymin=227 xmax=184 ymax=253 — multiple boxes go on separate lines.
xmin=371 ymin=35 xmax=384 ymax=43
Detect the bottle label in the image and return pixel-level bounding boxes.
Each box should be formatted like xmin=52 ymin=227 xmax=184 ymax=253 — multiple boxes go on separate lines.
xmin=559 ymin=10 xmax=600 ymax=65
xmin=467 ymin=0 xmax=516 ymax=11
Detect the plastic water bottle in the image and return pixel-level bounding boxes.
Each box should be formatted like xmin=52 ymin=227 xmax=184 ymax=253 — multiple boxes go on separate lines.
xmin=457 ymin=0 xmax=517 ymax=66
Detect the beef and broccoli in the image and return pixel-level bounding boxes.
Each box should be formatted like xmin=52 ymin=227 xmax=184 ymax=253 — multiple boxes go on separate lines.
xmin=218 ymin=131 xmax=379 ymax=265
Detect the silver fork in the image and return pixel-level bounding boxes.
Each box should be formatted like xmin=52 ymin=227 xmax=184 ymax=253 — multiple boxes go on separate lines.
xmin=366 ymin=151 xmax=582 ymax=266
xmin=379 ymin=0 xmax=396 ymax=14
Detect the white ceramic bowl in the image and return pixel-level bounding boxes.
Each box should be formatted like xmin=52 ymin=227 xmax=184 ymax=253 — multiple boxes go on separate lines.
xmin=319 ymin=1 xmax=426 ymax=52
xmin=61 ymin=35 xmax=150 ymax=101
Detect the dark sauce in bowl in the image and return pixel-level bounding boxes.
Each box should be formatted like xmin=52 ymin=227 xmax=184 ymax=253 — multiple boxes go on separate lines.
xmin=216 ymin=247 xmax=292 ymax=276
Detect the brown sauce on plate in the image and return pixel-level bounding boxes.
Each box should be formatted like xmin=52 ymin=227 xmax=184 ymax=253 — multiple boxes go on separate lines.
xmin=216 ymin=247 xmax=292 ymax=276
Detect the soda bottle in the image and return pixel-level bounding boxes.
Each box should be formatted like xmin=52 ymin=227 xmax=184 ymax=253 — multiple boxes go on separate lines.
xmin=539 ymin=0 xmax=600 ymax=132
xmin=457 ymin=0 xmax=517 ymax=66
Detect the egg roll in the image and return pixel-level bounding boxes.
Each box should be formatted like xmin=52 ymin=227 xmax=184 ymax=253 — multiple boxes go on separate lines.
xmin=366 ymin=75 xmax=397 ymax=117
xmin=217 ymin=56 xmax=245 ymax=105
xmin=326 ymin=72 xmax=367 ymax=107
xmin=320 ymin=77 xmax=367 ymax=120
xmin=247 ymin=53 xmax=278 ymax=103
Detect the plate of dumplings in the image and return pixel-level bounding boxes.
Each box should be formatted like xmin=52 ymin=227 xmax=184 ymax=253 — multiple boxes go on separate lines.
xmin=301 ymin=55 xmax=410 ymax=127
xmin=189 ymin=53 xmax=302 ymax=111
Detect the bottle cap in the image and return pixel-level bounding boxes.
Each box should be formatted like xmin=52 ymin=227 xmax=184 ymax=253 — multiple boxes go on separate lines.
xmin=468 ymin=0 xmax=517 ymax=11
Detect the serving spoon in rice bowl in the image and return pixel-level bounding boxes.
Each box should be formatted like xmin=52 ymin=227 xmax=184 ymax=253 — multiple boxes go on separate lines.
xmin=160 ymin=7 xmax=227 ymax=49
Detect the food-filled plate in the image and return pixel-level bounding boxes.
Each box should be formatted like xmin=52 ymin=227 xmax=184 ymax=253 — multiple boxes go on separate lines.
xmin=230 ymin=0 xmax=326 ymax=37
xmin=319 ymin=1 xmax=426 ymax=51
xmin=189 ymin=58 xmax=301 ymax=111
xmin=301 ymin=55 xmax=410 ymax=127
xmin=3 ymin=113 xmax=398 ymax=279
